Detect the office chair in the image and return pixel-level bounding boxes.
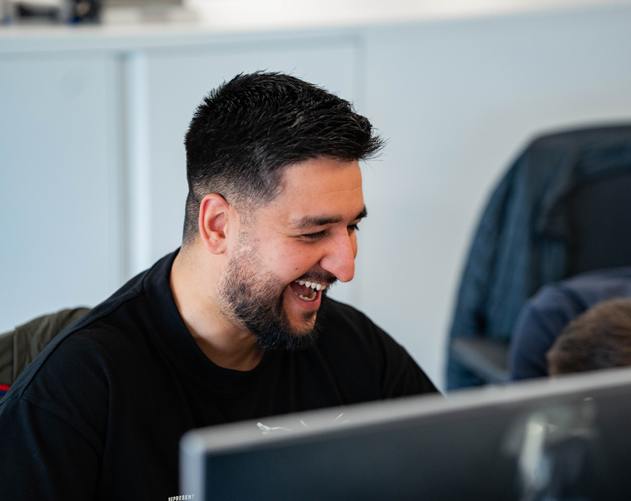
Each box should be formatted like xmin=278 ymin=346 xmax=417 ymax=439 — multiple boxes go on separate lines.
xmin=446 ymin=125 xmax=631 ymax=390
xmin=0 ymin=307 xmax=90 ymax=399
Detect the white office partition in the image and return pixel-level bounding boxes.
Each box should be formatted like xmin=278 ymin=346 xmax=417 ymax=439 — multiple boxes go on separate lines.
xmin=0 ymin=53 xmax=122 ymax=333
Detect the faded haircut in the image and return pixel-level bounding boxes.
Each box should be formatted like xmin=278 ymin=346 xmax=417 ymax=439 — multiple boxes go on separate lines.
xmin=546 ymin=298 xmax=631 ymax=375
xmin=182 ymin=71 xmax=384 ymax=244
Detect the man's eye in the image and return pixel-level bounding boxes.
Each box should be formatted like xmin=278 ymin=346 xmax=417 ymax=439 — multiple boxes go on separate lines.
xmin=348 ymin=223 xmax=360 ymax=234
xmin=302 ymin=231 xmax=326 ymax=241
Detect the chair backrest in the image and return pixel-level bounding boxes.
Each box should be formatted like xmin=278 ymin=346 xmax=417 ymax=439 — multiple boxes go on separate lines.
xmin=566 ymin=171 xmax=631 ymax=276
xmin=447 ymin=125 xmax=631 ymax=390
xmin=0 ymin=307 xmax=90 ymax=400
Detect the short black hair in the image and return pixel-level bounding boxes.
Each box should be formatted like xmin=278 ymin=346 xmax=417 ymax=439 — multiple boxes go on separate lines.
xmin=546 ymin=298 xmax=631 ymax=375
xmin=183 ymin=71 xmax=384 ymax=244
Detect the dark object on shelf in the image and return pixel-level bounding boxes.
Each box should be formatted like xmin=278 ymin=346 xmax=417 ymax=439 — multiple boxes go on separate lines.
xmin=15 ymin=2 xmax=60 ymax=21
xmin=69 ymin=0 xmax=100 ymax=22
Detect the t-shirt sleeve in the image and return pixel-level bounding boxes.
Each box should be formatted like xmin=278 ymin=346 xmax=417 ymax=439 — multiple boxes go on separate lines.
xmin=0 ymin=397 xmax=100 ymax=499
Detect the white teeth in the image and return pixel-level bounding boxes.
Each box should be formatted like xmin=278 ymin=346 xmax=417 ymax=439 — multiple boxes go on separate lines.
xmin=293 ymin=280 xmax=328 ymax=291
xmin=295 ymin=290 xmax=317 ymax=301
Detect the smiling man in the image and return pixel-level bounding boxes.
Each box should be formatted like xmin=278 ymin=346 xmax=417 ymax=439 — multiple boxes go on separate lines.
xmin=172 ymin=156 xmax=368 ymax=367
xmin=0 ymin=72 xmax=436 ymax=500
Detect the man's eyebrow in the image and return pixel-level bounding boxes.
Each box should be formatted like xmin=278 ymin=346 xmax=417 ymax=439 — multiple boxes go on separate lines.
xmin=355 ymin=206 xmax=368 ymax=220
xmin=291 ymin=205 xmax=368 ymax=230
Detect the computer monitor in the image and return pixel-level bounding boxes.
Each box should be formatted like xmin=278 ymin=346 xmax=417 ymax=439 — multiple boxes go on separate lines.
xmin=180 ymin=368 xmax=631 ymax=500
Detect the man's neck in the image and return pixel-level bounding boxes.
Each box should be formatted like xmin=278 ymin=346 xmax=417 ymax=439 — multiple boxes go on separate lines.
xmin=169 ymin=247 xmax=264 ymax=371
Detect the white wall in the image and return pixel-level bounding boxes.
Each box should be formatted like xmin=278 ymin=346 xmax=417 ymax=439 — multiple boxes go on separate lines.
xmin=0 ymin=53 xmax=123 ymax=328
xmin=359 ymin=7 xmax=631 ymax=388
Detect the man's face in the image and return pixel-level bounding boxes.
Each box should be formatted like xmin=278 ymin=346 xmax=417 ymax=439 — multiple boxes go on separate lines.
xmin=218 ymin=157 xmax=365 ymax=350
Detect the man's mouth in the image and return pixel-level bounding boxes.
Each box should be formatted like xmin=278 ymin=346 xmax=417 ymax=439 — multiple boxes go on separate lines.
xmin=289 ymin=280 xmax=328 ymax=302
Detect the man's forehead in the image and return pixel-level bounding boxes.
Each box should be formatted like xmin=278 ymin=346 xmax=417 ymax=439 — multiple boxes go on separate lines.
xmin=279 ymin=157 xmax=362 ymax=191
xmin=259 ymin=157 xmax=365 ymax=230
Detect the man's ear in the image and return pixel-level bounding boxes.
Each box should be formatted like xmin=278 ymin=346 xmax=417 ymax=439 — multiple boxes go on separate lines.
xmin=198 ymin=194 xmax=231 ymax=254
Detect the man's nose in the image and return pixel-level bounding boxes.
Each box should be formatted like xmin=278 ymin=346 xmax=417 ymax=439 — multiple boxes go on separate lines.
xmin=319 ymin=233 xmax=356 ymax=283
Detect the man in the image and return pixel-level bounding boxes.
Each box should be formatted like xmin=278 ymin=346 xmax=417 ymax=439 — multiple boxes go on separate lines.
xmin=509 ymin=266 xmax=631 ymax=380
xmin=0 ymin=72 xmax=436 ymax=499
xmin=547 ymin=298 xmax=631 ymax=376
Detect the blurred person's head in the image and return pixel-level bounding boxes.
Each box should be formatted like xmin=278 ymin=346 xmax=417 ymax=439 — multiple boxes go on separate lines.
xmin=546 ymin=298 xmax=631 ymax=376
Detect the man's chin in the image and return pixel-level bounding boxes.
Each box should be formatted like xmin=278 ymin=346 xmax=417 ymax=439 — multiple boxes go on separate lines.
xmin=255 ymin=310 xmax=319 ymax=351
xmin=248 ymin=289 xmax=326 ymax=351
xmin=285 ymin=302 xmax=319 ymax=332
xmin=284 ymin=327 xmax=319 ymax=350
xmin=255 ymin=326 xmax=318 ymax=351
xmin=287 ymin=321 xmax=317 ymax=339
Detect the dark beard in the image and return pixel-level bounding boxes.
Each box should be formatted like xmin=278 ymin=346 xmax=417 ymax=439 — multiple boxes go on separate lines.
xmin=220 ymin=247 xmax=329 ymax=351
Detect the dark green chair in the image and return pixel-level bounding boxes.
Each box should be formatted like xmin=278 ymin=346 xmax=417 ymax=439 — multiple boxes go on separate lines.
xmin=0 ymin=307 xmax=90 ymax=400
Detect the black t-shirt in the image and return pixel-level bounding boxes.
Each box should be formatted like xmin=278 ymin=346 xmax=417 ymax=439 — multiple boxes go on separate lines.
xmin=0 ymin=252 xmax=437 ymax=500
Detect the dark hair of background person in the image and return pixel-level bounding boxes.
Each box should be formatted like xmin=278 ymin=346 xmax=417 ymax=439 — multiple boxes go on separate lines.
xmin=546 ymin=298 xmax=631 ymax=376
xmin=182 ymin=71 xmax=385 ymax=244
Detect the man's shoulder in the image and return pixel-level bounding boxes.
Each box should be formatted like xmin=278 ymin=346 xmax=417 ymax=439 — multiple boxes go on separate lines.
xmin=5 ymin=272 xmax=154 ymax=401
xmin=0 ymin=279 xmax=166 ymax=465
xmin=529 ymin=267 xmax=631 ymax=314
xmin=561 ymin=267 xmax=631 ymax=300
xmin=51 ymin=272 xmax=150 ymax=353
